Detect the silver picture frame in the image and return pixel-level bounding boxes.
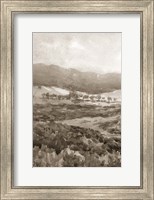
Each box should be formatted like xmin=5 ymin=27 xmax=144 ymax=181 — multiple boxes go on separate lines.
xmin=0 ymin=0 xmax=153 ymax=199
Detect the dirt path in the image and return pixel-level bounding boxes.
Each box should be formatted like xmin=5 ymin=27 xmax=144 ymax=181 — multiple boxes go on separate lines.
xmin=56 ymin=116 xmax=121 ymax=138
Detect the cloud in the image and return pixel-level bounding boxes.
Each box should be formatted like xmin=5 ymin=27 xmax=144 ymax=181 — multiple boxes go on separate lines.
xmin=33 ymin=33 xmax=121 ymax=74
xmin=69 ymin=40 xmax=85 ymax=50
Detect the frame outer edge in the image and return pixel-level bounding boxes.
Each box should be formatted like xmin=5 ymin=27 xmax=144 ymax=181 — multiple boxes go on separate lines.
xmin=0 ymin=0 xmax=154 ymax=200
xmin=1 ymin=1 xmax=8 ymax=198
xmin=146 ymin=1 xmax=154 ymax=199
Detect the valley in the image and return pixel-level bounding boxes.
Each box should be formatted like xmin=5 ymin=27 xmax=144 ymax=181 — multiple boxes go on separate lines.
xmin=33 ymin=86 xmax=121 ymax=167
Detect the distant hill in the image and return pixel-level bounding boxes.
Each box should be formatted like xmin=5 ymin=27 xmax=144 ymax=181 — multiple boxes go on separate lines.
xmin=33 ymin=86 xmax=70 ymax=97
xmin=101 ymin=90 xmax=121 ymax=99
xmin=33 ymin=63 xmax=121 ymax=94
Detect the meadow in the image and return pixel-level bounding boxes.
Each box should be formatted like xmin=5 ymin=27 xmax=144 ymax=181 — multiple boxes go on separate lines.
xmin=33 ymin=101 xmax=121 ymax=167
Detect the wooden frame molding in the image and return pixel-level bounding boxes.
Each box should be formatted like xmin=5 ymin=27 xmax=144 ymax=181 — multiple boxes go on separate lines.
xmin=0 ymin=0 xmax=153 ymax=199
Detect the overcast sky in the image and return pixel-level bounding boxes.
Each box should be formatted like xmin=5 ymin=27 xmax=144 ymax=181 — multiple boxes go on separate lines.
xmin=33 ymin=33 xmax=121 ymax=74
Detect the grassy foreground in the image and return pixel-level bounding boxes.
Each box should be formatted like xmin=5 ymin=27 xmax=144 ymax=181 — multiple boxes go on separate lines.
xmin=33 ymin=103 xmax=121 ymax=167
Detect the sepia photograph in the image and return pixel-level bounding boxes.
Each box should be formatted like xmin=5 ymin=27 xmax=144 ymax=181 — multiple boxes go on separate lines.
xmin=33 ymin=32 xmax=121 ymax=167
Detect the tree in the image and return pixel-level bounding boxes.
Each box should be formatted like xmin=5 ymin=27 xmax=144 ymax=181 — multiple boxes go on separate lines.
xmin=97 ymin=95 xmax=101 ymax=101
xmin=107 ymin=96 xmax=112 ymax=103
xmin=69 ymin=91 xmax=78 ymax=99
xmin=90 ymin=95 xmax=95 ymax=101
xmin=46 ymin=92 xmax=49 ymax=99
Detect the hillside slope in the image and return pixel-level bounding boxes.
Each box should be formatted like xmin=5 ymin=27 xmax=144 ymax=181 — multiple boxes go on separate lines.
xmin=33 ymin=63 xmax=121 ymax=94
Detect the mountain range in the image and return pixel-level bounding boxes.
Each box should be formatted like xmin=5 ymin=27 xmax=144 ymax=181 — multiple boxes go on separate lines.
xmin=33 ymin=63 xmax=121 ymax=94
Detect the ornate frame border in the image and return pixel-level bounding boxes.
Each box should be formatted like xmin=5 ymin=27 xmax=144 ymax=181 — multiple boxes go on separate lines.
xmin=0 ymin=1 xmax=153 ymax=199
